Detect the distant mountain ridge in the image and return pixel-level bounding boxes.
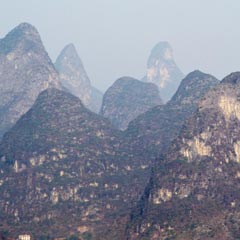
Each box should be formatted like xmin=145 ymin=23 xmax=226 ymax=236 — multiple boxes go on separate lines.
xmin=143 ymin=41 xmax=184 ymax=102
xmin=100 ymin=76 xmax=162 ymax=130
xmin=55 ymin=43 xmax=103 ymax=112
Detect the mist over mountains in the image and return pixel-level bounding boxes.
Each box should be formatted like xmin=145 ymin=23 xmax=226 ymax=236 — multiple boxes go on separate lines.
xmin=0 ymin=22 xmax=240 ymax=240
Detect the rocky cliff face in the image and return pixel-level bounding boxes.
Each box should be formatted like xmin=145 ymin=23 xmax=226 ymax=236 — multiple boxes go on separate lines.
xmin=100 ymin=77 xmax=162 ymax=130
xmin=127 ymin=72 xmax=240 ymax=240
xmin=0 ymin=23 xmax=60 ymax=138
xmin=55 ymin=44 xmax=102 ymax=112
xmin=0 ymin=88 xmax=152 ymax=240
xmin=143 ymin=42 xmax=184 ymax=102
xmin=126 ymin=70 xmax=219 ymax=160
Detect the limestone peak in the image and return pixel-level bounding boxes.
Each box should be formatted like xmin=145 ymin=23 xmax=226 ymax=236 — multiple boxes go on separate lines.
xmin=0 ymin=22 xmax=42 ymax=55
xmin=56 ymin=43 xmax=83 ymax=66
xmin=100 ymin=76 xmax=162 ymax=130
xmin=147 ymin=41 xmax=173 ymax=64
xmin=143 ymin=41 xmax=184 ymax=102
xmin=0 ymin=23 xmax=60 ymax=137
xmin=221 ymin=71 xmax=240 ymax=85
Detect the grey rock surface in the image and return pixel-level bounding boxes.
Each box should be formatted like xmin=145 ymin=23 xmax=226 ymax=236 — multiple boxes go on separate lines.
xmin=100 ymin=76 xmax=162 ymax=130
xmin=0 ymin=22 xmax=60 ymax=138
xmin=55 ymin=44 xmax=102 ymax=112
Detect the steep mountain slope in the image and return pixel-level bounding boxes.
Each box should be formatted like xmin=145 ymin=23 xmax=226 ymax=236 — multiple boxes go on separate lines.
xmin=91 ymin=86 xmax=103 ymax=112
xmin=143 ymin=41 xmax=184 ymax=102
xmin=127 ymin=72 xmax=240 ymax=240
xmin=100 ymin=77 xmax=162 ymax=130
xmin=0 ymin=23 xmax=60 ymax=138
xmin=126 ymin=70 xmax=219 ymax=160
xmin=55 ymin=44 xmax=92 ymax=106
xmin=0 ymin=88 xmax=152 ymax=240
xmin=55 ymin=44 xmax=103 ymax=112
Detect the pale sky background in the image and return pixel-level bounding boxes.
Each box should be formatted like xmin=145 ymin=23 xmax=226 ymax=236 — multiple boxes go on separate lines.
xmin=0 ymin=0 xmax=239 ymax=92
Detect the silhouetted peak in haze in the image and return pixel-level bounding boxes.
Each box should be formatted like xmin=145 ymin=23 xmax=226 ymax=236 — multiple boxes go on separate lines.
xmin=143 ymin=41 xmax=184 ymax=102
xmin=55 ymin=43 xmax=103 ymax=112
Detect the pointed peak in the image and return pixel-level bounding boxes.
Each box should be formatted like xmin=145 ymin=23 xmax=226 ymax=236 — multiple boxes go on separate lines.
xmin=14 ymin=22 xmax=38 ymax=32
xmin=62 ymin=43 xmax=77 ymax=55
xmin=150 ymin=41 xmax=173 ymax=60
xmin=221 ymin=72 xmax=240 ymax=85
xmin=153 ymin=41 xmax=172 ymax=50
xmin=170 ymin=70 xmax=219 ymax=105
xmin=115 ymin=76 xmax=139 ymax=83
xmin=55 ymin=43 xmax=82 ymax=67
xmin=101 ymin=76 xmax=162 ymax=130
xmin=38 ymin=87 xmax=81 ymax=102
xmin=187 ymin=69 xmax=204 ymax=76
xmin=64 ymin=43 xmax=76 ymax=50
xmin=38 ymin=87 xmax=63 ymax=96
xmin=59 ymin=43 xmax=79 ymax=57
xmin=144 ymin=41 xmax=184 ymax=102
xmin=176 ymin=69 xmax=219 ymax=89
xmin=0 ymin=22 xmax=42 ymax=55
xmin=35 ymin=88 xmax=85 ymax=110
xmin=184 ymin=69 xmax=217 ymax=80
xmin=6 ymin=22 xmax=40 ymax=39
xmin=114 ymin=76 xmax=158 ymax=90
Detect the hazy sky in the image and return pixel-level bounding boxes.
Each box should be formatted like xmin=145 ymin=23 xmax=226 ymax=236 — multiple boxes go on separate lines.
xmin=1 ymin=0 xmax=240 ymax=91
